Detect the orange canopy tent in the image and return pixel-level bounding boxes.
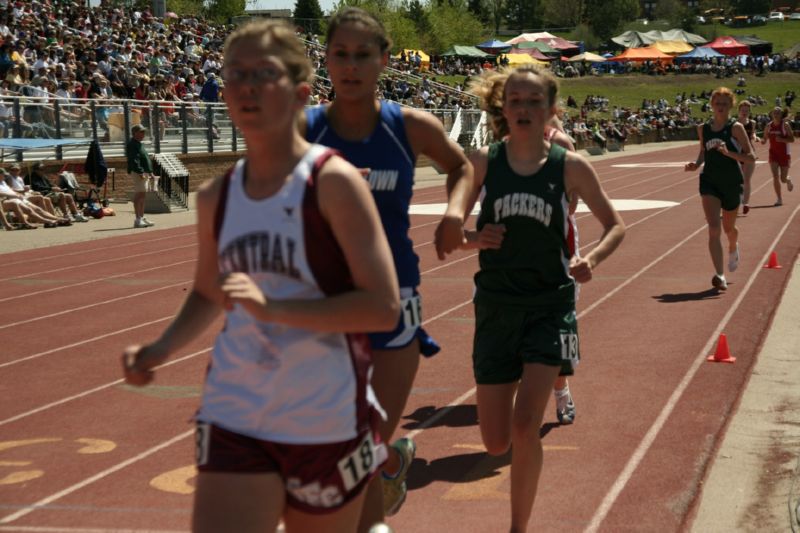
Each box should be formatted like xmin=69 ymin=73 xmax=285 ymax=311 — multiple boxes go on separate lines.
xmin=608 ymin=46 xmax=674 ymax=63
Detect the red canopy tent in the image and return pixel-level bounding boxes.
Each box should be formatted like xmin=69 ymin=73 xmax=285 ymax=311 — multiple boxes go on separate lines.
xmin=510 ymin=47 xmax=553 ymax=61
xmin=535 ymin=36 xmax=580 ymax=55
xmin=706 ymin=36 xmax=750 ymax=56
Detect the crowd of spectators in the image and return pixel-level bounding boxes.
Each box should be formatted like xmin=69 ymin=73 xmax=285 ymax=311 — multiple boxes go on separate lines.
xmin=0 ymin=0 xmax=797 ymax=149
xmin=0 ymin=0 xmax=233 ymax=139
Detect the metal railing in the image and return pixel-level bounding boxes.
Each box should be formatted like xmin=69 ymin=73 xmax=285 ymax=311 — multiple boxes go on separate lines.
xmin=0 ymin=95 xmax=486 ymax=162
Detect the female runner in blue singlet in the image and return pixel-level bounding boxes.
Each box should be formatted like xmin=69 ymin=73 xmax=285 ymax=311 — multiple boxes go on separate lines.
xmin=303 ymin=7 xmax=474 ymax=529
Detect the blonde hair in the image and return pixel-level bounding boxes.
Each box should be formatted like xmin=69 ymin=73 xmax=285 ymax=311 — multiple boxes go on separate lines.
xmin=469 ymin=65 xmax=559 ymax=139
xmin=222 ymin=19 xmax=313 ymax=84
xmin=710 ymin=87 xmax=736 ymax=106
xmin=737 ymin=100 xmax=751 ymax=110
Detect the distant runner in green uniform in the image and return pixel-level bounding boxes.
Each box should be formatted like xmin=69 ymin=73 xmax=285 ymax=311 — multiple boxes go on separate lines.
xmin=462 ymin=65 xmax=625 ymax=532
xmin=685 ymin=87 xmax=755 ymax=291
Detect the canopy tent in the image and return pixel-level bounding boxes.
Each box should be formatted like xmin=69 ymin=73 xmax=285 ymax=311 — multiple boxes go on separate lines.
xmin=785 ymin=43 xmax=800 ymax=57
xmin=505 ymin=32 xmax=557 ymax=45
xmin=535 ymin=36 xmax=580 ymax=55
xmin=675 ymin=46 xmax=725 ymax=62
xmin=393 ymin=49 xmax=431 ymax=67
xmin=509 ymin=47 xmax=553 ymax=61
xmin=511 ymin=40 xmax=559 ymax=55
xmin=736 ymin=35 xmax=772 ymax=56
xmin=611 ymin=29 xmax=707 ymax=48
xmin=0 ymin=138 xmax=93 ymax=151
xmin=440 ymin=45 xmax=492 ymax=58
xmin=608 ymin=46 xmax=674 ymax=63
xmin=502 ymin=53 xmax=547 ymax=66
xmin=650 ymin=40 xmax=694 ymax=55
xmin=706 ymin=36 xmax=750 ymax=56
xmin=567 ymin=52 xmax=607 ymax=62
xmin=476 ymin=39 xmax=512 ymax=54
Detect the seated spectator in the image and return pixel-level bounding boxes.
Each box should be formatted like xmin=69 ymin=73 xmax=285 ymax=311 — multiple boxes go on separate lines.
xmin=28 ymin=162 xmax=88 ymax=222
xmin=5 ymin=162 xmax=56 ymax=214
xmin=0 ymin=171 xmax=68 ymax=227
xmin=0 ymin=205 xmax=24 ymax=230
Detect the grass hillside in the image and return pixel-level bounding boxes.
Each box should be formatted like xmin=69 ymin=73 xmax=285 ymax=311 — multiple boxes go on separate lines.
xmin=696 ymin=20 xmax=800 ymax=52
xmin=435 ymin=72 xmax=798 ymax=121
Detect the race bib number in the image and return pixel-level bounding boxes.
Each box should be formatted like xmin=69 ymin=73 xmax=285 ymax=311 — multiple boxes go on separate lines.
xmin=337 ymin=431 xmax=378 ymax=491
xmin=560 ymin=332 xmax=579 ymax=363
xmin=401 ymin=295 xmax=422 ymax=329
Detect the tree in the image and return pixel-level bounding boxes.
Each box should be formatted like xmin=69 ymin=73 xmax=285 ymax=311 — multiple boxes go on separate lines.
xmin=205 ymin=0 xmax=246 ymax=23
xmin=467 ymin=0 xmax=491 ymax=24
xmin=485 ymin=0 xmax=504 ymax=33
xmin=294 ymin=0 xmax=324 ymax=34
xmin=504 ymin=0 xmax=540 ymax=30
xmin=583 ymin=0 xmax=639 ymax=42
xmin=424 ymin=3 xmax=486 ymax=52
xmin=730 ymin=0 xmax=770 ymax=15
xmin=654 ymin=0 xmax=690 ymax=28
xmin=166 ymin=0 xmax=203 ymax=17
xmin=541 ymin=0 xmax=583 ymax=28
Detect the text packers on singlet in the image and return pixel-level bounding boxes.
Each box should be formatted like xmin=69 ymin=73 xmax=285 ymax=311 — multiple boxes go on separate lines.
xmin=492 ymin=191 xmax=553 ymax=226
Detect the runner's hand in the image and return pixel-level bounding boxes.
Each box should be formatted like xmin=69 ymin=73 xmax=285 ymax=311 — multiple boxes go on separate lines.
xmin=684 ymin=162 xmax=698 ymax=172
xmin=569 ymin=255 xmax=593 ymax=283
xmin=122 ymin=343 xmax=168 ymax=386
xmin=434 ymin=214 xmax=467 ymax=260
xmin=220 ymin=272 xmax=268 ymax=318
xmin=474 ymin=223 xmax=505 ymax=250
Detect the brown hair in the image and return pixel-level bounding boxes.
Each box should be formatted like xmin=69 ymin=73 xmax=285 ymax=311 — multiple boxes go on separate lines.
xmin=326 ymin=7 xmax=392 ymax=54
xmin=469 ymin=65 xmax=559 ymax=139
xmin=222 ymin=19 xmax=313 ymax=84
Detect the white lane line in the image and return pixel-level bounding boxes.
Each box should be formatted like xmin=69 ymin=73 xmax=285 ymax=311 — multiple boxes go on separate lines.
xmin=0 ymin=316 xmax=173 ymax=370
xmin=4 ymin=244 xmax=196 ymax=282
xmin=584 ymin=204 xmax=800 ymax=533
xmin=0 ymin=281 xmax=190 ymax=330
xmin=1 ymin=231 xmax=197 ymax=268
xmin=0 ymin=527 xmax=187 ymax=532
xmin=0 ymin=260 xmax=195 ymax=304
xmin=0 ymin=349 xmax=211 ymax=428
xmin=0 ymin=430 xmax=195 ymax=524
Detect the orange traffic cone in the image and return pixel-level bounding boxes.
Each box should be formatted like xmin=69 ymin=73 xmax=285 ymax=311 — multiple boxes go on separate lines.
xmin=707 ymin=333 xmax=736 ymax=363
xmin=763 ymin=251 xmax=782 ymax=269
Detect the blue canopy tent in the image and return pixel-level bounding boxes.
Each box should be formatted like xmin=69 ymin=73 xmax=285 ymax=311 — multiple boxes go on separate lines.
xmin=476 ymin=39 xmax=512 ymax=54
xmin=0 ymin=138 xmax=93 ymax=151
xmin=0 ymin=138 xmax=109 ymax=205
xmin=675 ymin=46 xmax=724 ymax=62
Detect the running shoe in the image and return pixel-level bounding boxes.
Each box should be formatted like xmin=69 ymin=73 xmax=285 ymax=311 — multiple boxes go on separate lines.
xmin=775 ymin=200 xmax=783 ymax=207
xmin=742 ymin=204 xmax=750 ymax=215
xmin=788 ymin=179 xmax=794 ymax=192
xmin=712 ymin=274 xmax=728 ymax=291
xmin=728 ymin=245 xmax=739 ymax=272
xmin=555 ymin=388 xmax=576 ymax=425
xmin=382 ymin=437 xmax=416 ymax=516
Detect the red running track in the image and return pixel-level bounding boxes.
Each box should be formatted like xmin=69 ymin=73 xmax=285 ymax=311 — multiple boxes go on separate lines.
xmin=0 ymin=143 xmax=798 ymax=532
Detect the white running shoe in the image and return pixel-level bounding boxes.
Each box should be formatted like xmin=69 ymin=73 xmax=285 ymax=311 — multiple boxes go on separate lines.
xmin=728 ymin=245 xmax=739 ymax=272
xmin=712 ymin=274 xmax=728 ymax=291
xmin=141 ymin=217 xmax=155 ymax=227
xmin=555 ymin=387 xmax=576 ymax=425
xmin=788 ymin=179 xmax=794 ymax=192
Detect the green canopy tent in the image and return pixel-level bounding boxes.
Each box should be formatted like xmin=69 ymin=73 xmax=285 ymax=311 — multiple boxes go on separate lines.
xmin=511 ymin=40 xmax=559 ymax=56
xmin=440 ymin=45 xmax=492 ymax=58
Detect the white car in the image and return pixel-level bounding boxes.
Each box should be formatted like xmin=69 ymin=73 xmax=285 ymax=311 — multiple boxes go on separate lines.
xmin=769 ymin=11 xmax=784 ymax=21
xmin=789 ymin=12 xmax=800 ymax=20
